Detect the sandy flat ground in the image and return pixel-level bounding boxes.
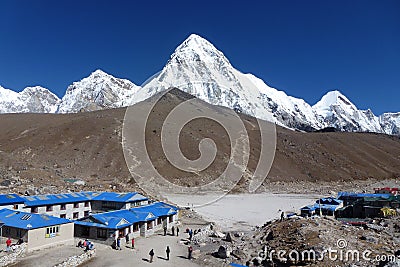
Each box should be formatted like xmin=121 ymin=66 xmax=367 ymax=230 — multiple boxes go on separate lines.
xmin=82 ymin=232 xmax=201 ymax=267
xmin=168 ymin=193 xmax=321 ymax=230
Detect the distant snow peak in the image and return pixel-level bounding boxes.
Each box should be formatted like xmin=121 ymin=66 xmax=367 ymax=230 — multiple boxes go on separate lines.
xmin=0 ymin=34 xmax=399 ymax=135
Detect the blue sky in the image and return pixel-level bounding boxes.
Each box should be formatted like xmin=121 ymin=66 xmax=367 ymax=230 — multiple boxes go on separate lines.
xmin=0 ymin=0 xmax=399 ymax=114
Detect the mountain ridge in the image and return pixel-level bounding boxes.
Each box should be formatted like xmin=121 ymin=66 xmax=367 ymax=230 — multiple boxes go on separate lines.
xmin=0 ymin=34 xmax=398 ymax=135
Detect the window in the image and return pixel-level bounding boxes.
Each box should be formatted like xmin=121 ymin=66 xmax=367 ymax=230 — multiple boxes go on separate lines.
xmin=133 ymin=223 xmax=139 ymax=232
xmin=147 ymin=221 xmax=153 ymax=230
xmin=73 ymin=212 xmax=79 ymax=219
xmin=31 ymin=207 xmax=38 ymax=213
xmin=74 ymin=203 xmax=79 ymax=208
xmin=45 ymin=226 xmax=60 ymax=238
xmin=97 ymin=228 xmax=107 ymax=238
xmin=84 ymin=201 xmax=89 ymax=207
xmin=60 ymin=214 xmax=66 ymax=219
xmin=13 ymin=204 xmax=18 ymax=210
xmin=60 ymin=204 xmax=66 ymax=210
xmin=168 ymin=215 xmax=174 ymax=223
xmin=157 ymin=218 xmax=162 ymax=225
xmin=46 ymin=205 xmax=53 ymax=212
xmin=84 ymin=211 xmax=89 ymax=217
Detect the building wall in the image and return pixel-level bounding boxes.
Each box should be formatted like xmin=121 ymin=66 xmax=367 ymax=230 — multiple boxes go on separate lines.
xmin=91 ymin=200 xmax=148 ymax=212
xmin=22 ymin=202 xmax=91 ymax=220
xmin=0 ymin=204 xmax=24 ymax=211
xmin=1 ymin=226 xmax=28 ymax=241
xmin=26 ymin=222 xmax=74 ymax=252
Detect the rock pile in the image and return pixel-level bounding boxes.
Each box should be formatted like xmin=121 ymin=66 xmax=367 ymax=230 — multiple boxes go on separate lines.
xmin=0 ymin=243 xmax=27 ymax=267
xmin=54 ymin=249 xmax=95 ymax=267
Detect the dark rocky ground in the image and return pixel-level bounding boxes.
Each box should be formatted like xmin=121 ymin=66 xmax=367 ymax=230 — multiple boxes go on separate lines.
xmin=0 ymin=90 xmax=399 ymax=196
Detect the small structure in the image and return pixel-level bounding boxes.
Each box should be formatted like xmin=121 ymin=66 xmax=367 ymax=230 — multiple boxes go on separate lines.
xmin=74 ymin=202 xmax=179 ymax=241
xmin=301 ymin=197 xmax=343 ymax=217
xmin=0 ymin=209 xmax=74 ymax=252
xmin=374 ymin=187 xmax=399 ymax=196
xmin=90 ymin=192 xmax=148 ymax=212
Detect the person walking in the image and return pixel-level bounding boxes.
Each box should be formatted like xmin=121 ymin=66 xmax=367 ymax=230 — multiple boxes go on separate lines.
xmin=116 ymin=237 xmax=121 ymax=250
xmin=131 ymin=237 xmax=135 ymax=249
xmin=171 ymin=226 xmax=175 ymax=236
xmin=166 ymin=246 xmax=170 ymax=260
xmin=176 ymin=227 xmax=179 ymax=236
xmin=125 ymin=233 xmax=129 ymax=244
xmin=280 ymin=211 xmax=285 ymax=222
xmin=149 ymin=249 xmax=154 ymax=263
xmin=189 ymin=229 xmax=193 ymax=241
xmin=163 ymin=225 xmax=167 ymax=236
xmin=188 ymin=246 xmax=193 ymax=260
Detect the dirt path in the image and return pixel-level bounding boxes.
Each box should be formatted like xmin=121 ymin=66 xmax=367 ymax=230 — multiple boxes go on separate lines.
xmin=83 ymin=230 xmax=201 ymax=267
xmin=13 ymin=244 xmax=84 ymax=267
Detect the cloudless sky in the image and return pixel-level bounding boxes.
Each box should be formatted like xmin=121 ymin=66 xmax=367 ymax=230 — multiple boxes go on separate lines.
xmin=0 ymin=0 xmax=399 ymax=114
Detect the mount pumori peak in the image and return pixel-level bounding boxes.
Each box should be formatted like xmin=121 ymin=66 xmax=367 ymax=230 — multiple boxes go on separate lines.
xmin=136 ymin=34 xmax=322 ymax=130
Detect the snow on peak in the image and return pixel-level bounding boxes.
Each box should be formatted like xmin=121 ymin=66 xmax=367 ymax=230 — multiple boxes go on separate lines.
xmin=58 ymin=70 xmax=141 ymax=113
xmin=0 ymin=85 xmax=60 ymax=113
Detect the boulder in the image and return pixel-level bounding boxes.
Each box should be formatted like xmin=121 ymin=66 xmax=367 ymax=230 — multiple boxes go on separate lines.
xmin=217 ymin=245 xmax=232 ymax=259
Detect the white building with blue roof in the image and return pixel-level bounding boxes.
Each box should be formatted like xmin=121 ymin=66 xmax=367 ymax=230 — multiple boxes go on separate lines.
xmin=74 ymin=202 xmax=179 ymax=241
xmin=0 ymin=209 xmax=74 ymax=252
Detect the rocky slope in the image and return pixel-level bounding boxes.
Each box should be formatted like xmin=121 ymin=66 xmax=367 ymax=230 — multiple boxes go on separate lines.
xmin=0 ymin=90 xmax=399 ymax=195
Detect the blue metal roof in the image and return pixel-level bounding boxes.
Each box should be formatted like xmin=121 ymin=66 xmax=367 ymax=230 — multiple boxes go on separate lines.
xmin=130 ymin=202 xmax=178 ymax=217
xmin=0 ymin=209 xmax=71 ymax=230
xmin=0 ymin=194 xmax=25 ymax=205
xmin=21 ymin=191 xmax=147 ymax=207
xmin=21 ymin=192 xmax=96 ymax=207
xmin=338 ymin=192 xmax=392 ymax=199
xmin=74 ymin=202 xmax=178 ymax=229
xmin=229 ymin=263 xmax=247 ymax=267
xmin=301 ymin=204 xmax=339 ymax=212
xmin=91 ymin=192 xmax=148 ymax=203
xmin=316 ymin=197 xmax=343 ymax=205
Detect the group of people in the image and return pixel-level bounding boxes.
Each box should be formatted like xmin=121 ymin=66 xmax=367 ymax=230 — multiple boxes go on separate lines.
xmin=77 ymin=239 xmax=94 ymax=251
xmin=148 ymin=245 xmax=193 ymax=263
xmin=163 ymin=225 xmax=180 ymax=236
xmin=146 ymin=225 xmax=196 ymax=263
xmin=114 ymin=235 xmax=135 ymax=250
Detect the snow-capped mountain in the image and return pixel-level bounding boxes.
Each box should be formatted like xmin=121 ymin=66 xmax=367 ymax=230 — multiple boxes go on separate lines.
xmin=313 ymin=90 xmax=383 ymax=133
xmin=58 ymin=69 xmax=141 ymax=113
xmin=134 ymin=34 xmax=322 ymax=131
xmin=380 ymin=113 xmax=400 ymax=135
xmin=0 ymin=85 xmax=60 ymax=113
xmin=0 ymin=34 xmax=398 ymax=135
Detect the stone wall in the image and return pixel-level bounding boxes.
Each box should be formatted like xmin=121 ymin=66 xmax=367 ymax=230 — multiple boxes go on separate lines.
xmin=0 ymin=243 xmax=27 ymax=267
xmin=53 ymin=249 xmax=95 ymax=267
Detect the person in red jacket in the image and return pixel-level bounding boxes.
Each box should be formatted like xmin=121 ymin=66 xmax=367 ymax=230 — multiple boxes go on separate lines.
xmin=6 ymin=237 xmax=12 ymax=252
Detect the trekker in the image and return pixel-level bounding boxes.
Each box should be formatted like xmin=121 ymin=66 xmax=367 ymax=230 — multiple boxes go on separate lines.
xmin=163 ymin=225 xmax=167 ymax=236
xmin=6 ymin=237 xmax=11 ymax=252
xmin=280 ymin=211 xmax=285 ymax=222
xmin=116 ymin=237 xmax=121 ymax=250
xmin=125 ymin=233 xmax=129 ymax=244
xmin=166 ymin=246 xmax=170 ymax=260
xmin=131 ymin=237 xmax=135 ymax=249
xmin=189 ymin=229 xmax=193 ymax=241
xmin=176 ymin=227 xmax=179 ymax=236
xmin=188 ymin=246 xmax=193 ymax=260
xmin=149 ymin=249 xmax=154 ymax=263
xmin=171 ymin=226 xmax=175 ymax=236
